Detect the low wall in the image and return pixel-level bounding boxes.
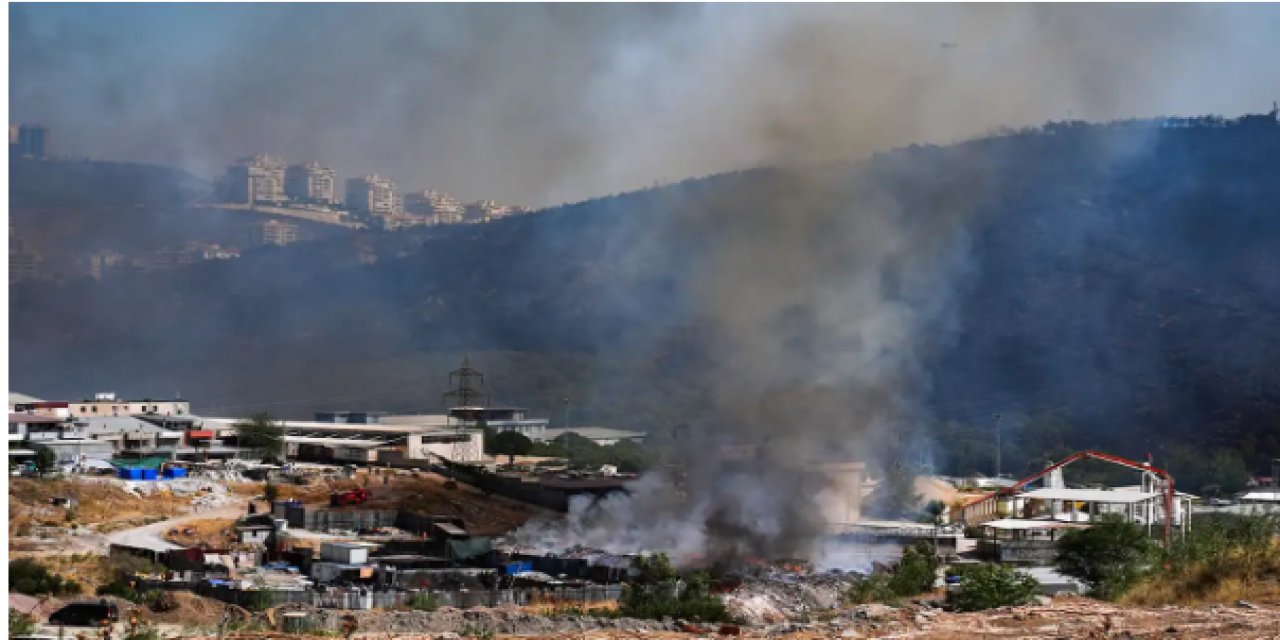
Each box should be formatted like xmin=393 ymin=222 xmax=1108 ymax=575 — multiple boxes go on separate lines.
xmin=196 ymin=584 xmax=623 ymax=611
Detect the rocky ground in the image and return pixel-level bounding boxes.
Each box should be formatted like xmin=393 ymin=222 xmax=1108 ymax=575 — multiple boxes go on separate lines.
xmin=157 ymin=597 xmax=1280 ymax=640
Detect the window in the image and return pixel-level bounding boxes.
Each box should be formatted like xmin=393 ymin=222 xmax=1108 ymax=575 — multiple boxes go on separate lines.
xmin=91 ymin=406 xmax=98 ymax=413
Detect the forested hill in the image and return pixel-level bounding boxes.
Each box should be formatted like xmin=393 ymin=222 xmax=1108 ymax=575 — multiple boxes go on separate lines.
xmin=11 ymin=114 xmax=1280 ymax=480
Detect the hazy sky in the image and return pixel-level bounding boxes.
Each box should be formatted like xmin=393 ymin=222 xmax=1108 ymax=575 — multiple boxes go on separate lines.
xmin=11 ymin=3 xmax=1280 ymax=206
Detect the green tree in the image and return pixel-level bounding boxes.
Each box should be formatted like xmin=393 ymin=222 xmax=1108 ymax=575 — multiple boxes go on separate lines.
xmin=489 ymin=431 xmax=533 ymax=465
xmin=887 ymin=541 xmax=939 ymax=597
xmin=34 ymin=447 xmax=57 ymax=474
xmin=9 ymin=558 xmax=81 ymax=596
xmin=9 ymin=608 xmax=37 ymax=637
xmin=848 ymin=541 xmax=939 ymax=603
xmin=948 ymin=564 xmax=1040 ymax=611
xmin=1056 ymin=514 xmax=1155 ymax=600
xmin=234 ymin=412 xmax=284 ymax=460
xmin=620 ymin=553 xmax=730 ymax=622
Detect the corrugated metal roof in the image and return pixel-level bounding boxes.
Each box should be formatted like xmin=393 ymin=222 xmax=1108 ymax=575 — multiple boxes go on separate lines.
xmin=1018 ymin=488 xmax=1158 ymax=503
xmin=9 ymin=392 xmax=45 ymax=405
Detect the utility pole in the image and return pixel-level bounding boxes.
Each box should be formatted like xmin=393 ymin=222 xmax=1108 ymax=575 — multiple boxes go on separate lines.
xmin=1272 ymin=458 xmax=1279 ymax=504
xmin=561 ymin=397 xmax=571 ymax=428
xmin=994 ymin=413 xmax=1003 ymax=478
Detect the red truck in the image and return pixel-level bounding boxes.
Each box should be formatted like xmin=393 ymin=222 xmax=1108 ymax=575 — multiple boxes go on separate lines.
xmin=329 ymin=487 xmax=371 ymax=507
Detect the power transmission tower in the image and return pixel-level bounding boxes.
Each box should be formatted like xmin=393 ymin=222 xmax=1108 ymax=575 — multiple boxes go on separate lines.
xmin=443 ymin=355 xmax=490 ymax=408
xmin=442 ymin=356 xmax=490 ymax=464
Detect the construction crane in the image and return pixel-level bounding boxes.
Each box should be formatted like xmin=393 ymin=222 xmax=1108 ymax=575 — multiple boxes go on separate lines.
xmin=968 ymin=449 xmax=1178 ymax=545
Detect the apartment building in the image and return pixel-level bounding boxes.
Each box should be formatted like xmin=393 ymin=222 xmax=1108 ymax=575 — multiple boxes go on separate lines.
xmin=404 ymin=189 xmax=467 ymax=225
xmin=220 ymin=154 xmax=287 ymax=204
xmin=345 ymin=174 xmax=400 ymax=218
xmin=253 ymin=220 xmax=299 ymax=247
xmin=285 ymin=161 xmax=338 ymax=205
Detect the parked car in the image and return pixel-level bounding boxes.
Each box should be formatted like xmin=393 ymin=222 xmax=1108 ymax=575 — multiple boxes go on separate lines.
xmin=47 ymin=601 xmax=119 ymax=627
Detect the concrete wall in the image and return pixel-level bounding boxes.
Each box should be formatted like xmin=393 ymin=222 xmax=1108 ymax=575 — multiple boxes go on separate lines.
xmin=817 ymin=462 xmax=865 ymax=529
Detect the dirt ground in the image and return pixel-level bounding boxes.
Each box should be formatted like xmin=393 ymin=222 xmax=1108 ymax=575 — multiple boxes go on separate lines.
xmin=165 ymin=517 xmax=239 ymax=548
xmin=262 ymin=469 xmax=551 ymax=535
xmin=9 ymin=477 xmax=193 ymax=536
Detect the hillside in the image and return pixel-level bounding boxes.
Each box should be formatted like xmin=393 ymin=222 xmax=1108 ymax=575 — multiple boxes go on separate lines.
xmin=11 ymin=115 xmax=1280 ymax=479
xmin=8 ymin=158 xmax=351 ymax=278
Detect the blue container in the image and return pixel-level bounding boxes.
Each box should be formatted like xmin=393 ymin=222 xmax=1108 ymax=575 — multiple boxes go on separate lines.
xmin=118 ymin=467 xmax=144 ymax=480
xmin=141 ymin=469 xmax=158 ymax=480
xmin=503 ymin=561 xmax=534 ymax=575
xmin=162 ymin=468 xmax=188 ymax=479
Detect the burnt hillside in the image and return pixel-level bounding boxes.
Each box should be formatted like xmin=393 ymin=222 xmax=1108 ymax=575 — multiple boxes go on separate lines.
xmin=11 ymin=116 xmax=1280 ymax=475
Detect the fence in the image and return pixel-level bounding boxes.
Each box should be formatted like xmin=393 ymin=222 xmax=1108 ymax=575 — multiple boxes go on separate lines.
xmin=282 ymin=505 xmax=399 ymax=531
xmin=196 ymin=584 xmax=623 ymax=611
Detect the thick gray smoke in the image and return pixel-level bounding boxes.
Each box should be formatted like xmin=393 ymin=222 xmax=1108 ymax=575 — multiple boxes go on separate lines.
xmin=513 ymin=165 xmax=981 ymax=567
xmin=10 ymin=4 xmax=1280 ymax=205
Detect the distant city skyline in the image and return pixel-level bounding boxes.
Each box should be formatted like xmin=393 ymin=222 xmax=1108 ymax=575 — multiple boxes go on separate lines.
xmin=11 ymin=3 xmax=1280 ymax=207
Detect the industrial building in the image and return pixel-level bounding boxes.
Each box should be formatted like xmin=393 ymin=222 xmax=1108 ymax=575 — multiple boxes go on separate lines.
xmin=64 ymin=392 xmax=191 ymax=418
xmin=202 ymin=415 xmax=486 ymax=464
xmin=953 ymin=450 xmax=1195 ymax=560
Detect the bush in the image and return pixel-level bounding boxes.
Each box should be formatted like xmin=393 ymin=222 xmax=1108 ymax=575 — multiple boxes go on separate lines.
xmin=887 ymin=542 xmax=940 ymax=596
xmin=9 ymin=608 xmax=37 ymax=636
xmin=1056 ymin=514 xmax=1155 ymax=600
xmin=847 ymin=541 xmax=940 ymax=604
xmin=948 ymin=564 xmax=1040 ymax=612
xmin=407 ymin=591 xmax=439 ymax=612
xmin=620 ymin=554 xmax=731 ymax=622
xmin=9 ymin=558 xmax=82 ymax=596
xmin=1124 ymin=513 xmax=1280 ymax=604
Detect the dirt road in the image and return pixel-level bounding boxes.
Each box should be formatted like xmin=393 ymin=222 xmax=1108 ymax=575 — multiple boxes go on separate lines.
xmin=105 ymin=500 xmax=248 ymax=552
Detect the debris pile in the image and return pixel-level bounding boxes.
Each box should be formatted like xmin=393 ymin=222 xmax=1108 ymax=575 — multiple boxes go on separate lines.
xmin=722 ymin=570 xmax=862 ymax=624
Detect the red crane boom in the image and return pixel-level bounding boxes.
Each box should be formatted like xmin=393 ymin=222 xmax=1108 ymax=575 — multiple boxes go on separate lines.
xmin=972 ymin=449 xmax=1176 ymax=544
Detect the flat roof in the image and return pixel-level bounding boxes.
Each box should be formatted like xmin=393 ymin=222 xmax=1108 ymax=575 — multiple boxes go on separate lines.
xmin=1240 ymin=491 xmax=1280 ymax=502
xmin=981 ymin=519 xmax=1090 ymax=531
xmin=205 ymin=417 xmax=456 ymax=434
xmin=434 ymin=522 xmax=468 ymax=536
xmin=1018 ymin=488 xmax=1159 ymax=503
xmin=285 ymin=435 xmax=392 ymax=448
xmin=541 ymin=427 xmax=647 ymax=440
xmin=9 ymin=413 xmax=66 ymax=424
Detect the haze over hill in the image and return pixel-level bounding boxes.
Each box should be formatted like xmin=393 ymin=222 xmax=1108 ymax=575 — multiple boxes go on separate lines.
xmin=12 ymin=3 xmax=1280 ymax=205
xmin=11 ymin=114 xmax=1280 ymax=483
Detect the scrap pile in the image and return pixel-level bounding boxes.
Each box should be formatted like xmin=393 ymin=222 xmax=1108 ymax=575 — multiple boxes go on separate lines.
xmin=721 ymin=569 xmax=862 ymax=625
